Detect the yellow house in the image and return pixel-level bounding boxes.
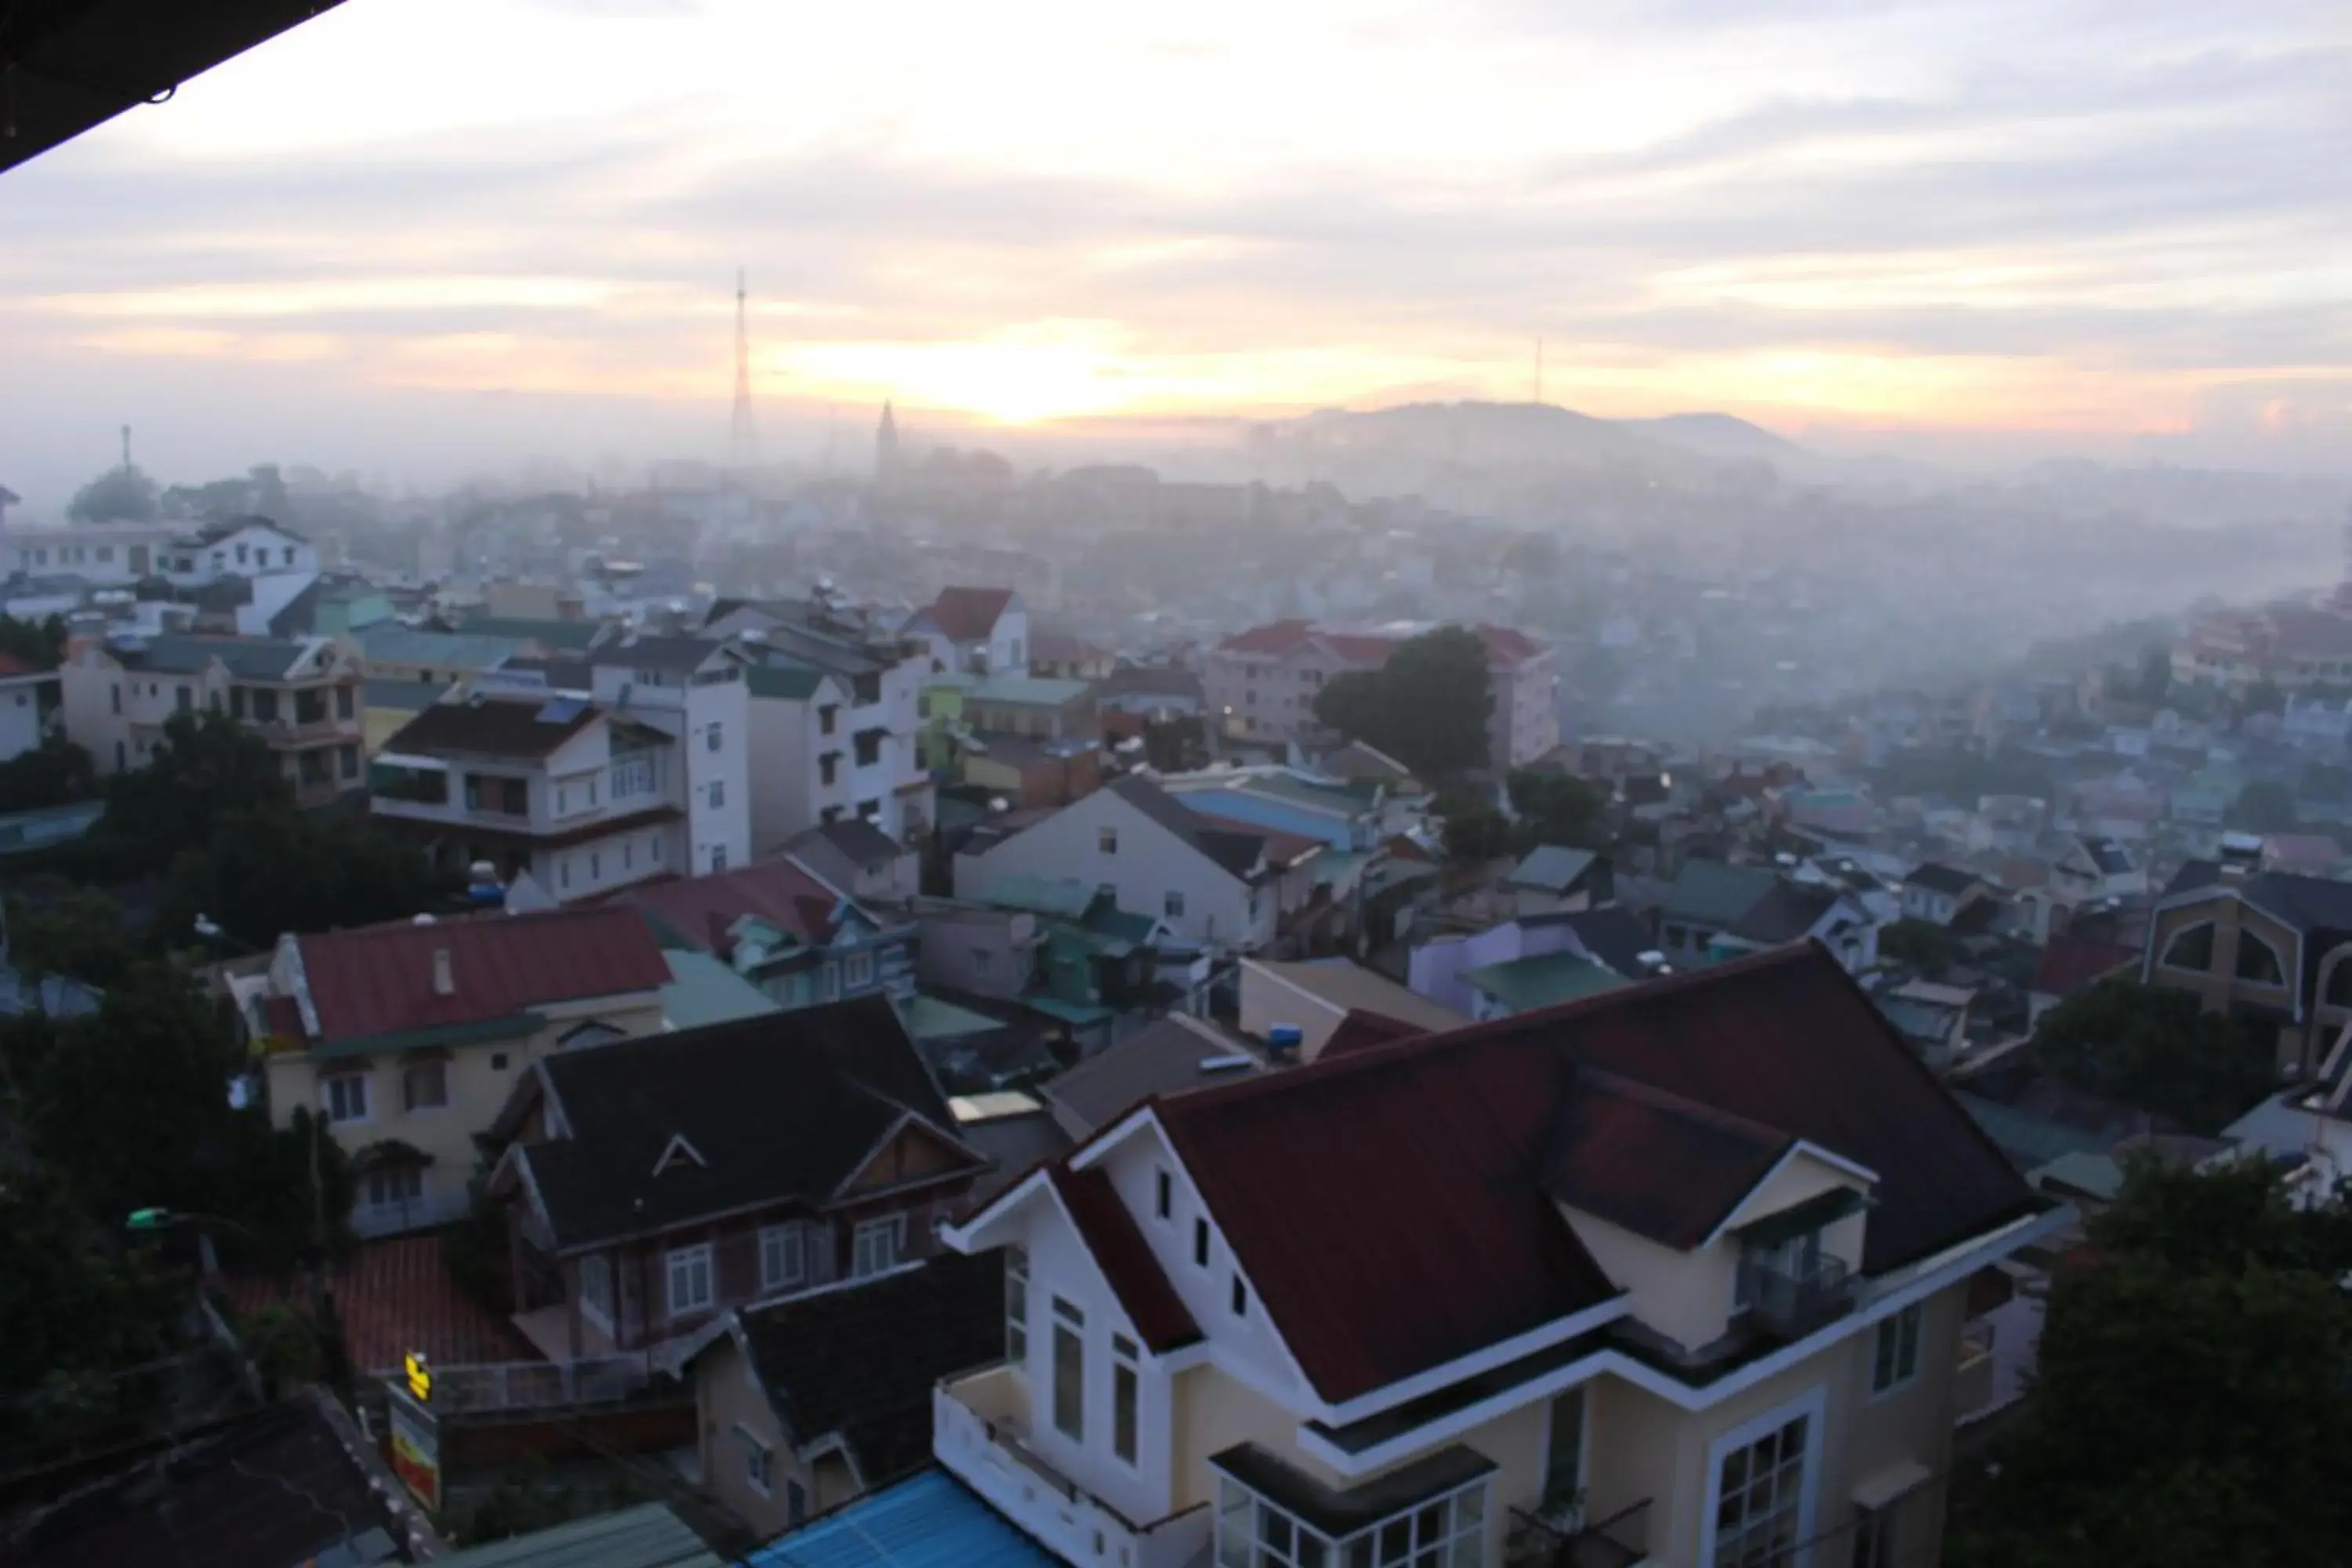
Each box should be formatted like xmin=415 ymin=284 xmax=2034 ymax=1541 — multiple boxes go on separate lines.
xmin=236 ymin=904 xmax=673 ymax=1237
xmin=928 ymin=944 xmax=2060 ymax=1568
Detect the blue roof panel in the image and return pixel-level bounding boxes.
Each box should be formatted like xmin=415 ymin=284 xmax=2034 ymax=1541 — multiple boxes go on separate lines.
xmin=746 ymin=1470 xmax=1058 ymax=1568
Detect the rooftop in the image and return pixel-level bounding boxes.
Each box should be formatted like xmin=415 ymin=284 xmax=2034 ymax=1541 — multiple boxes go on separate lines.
xmin=916 ymin=586 xmax=1018 ymax=643
xmin=1040 ymin=1014 xmax=1261 ymax=1133
xmin=621 ymin=857 xmax=862 ymax=957
xmin=1506 ymin=844 xmax=1601 ymax=894
xmin=744 ymin=1469 xmax=1058 ymax=1568
xmin=434 ymin=1504 xmax=720 ymax=1568
xmin=382 ymin=695 xmax=630 ymax=761
xmin=1461 ymin=949 xmax=1630 ymax=1013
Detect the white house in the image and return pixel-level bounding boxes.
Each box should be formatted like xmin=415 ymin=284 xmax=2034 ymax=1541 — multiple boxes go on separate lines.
xmin=954 ymin=776 xmax=1281 ymax=954
xmin=575 ymin=634 xmax=753 ymax=875
xmin=906 ymin=586 xmax=1029 ymax=677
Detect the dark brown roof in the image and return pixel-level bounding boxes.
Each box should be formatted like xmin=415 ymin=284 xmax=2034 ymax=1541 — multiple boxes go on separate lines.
xmin=1151 ymin=942 xmax=2038 ymax=1403
xmin=1543 ymin=1070 xmax=1792 ymax=1250
xmin=620 ymin=857 xmax=857 ymax=955
xmin=523 ymin=996 xmax=975 ymax=1250
xmin=1040 ymin=1016 xmax=1259 ymax=1133
xmin=384 ymin=695 xmax=622 ymax=759
xmin=924 ymin=586 xmax=1016 ymax=642
xmin=740 ymin=1250 xmax=1007 ymax=1483
xmin=1316 ymin=1009 xmax=1431 ymax=1059
xmin=2031 ymin=935 xmax=2137 ymax=998
xmin=1049 ymin=1164 xmax=1202 ymax=1352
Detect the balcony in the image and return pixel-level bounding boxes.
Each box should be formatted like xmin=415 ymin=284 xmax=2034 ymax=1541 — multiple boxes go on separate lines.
xmin=1507 ymin=1498 xmax=1653 ymax=1568
xmin=349 ymin=1187 xmax=473 ymax=1240
xmin=1737 ymin=1252 xmax=1857 ymax=1340
xmin=934 ymin=1365 xmax=1209 ymax=1568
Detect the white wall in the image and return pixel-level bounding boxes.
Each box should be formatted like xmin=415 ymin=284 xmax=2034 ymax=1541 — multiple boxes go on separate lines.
xmin=0 ymin=677 xmax=49 ymax=762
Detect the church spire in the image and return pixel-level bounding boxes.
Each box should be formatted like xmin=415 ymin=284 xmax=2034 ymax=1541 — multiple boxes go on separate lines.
xmin=876 ymin=399 xmax=901 ymax=481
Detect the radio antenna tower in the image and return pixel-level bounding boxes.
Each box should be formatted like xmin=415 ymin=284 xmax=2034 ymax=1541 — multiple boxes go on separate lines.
xmin=729 ymin=269 xmax=757 ymax=467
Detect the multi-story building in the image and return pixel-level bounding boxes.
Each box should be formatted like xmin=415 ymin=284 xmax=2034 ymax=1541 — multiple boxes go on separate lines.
xmin=485 ymin=996 xmax=989 ymax=1364
xmin=231 ymin=905 xmax=671 ymax=1236
xmin=1204 ymin=620 xmax=1559 ymax=771
xmin=2143 ymin=861 xmax=2352 ymax=1078
xmin=370 ymin=692 xmax=710 ymax=901
xmin=582 ymin=634 xmax=753 ymax=876
xmin=0 ymin=653 xmax=61 ymax=764
xmin=60 ymin=630 xmax=365 ymax=806
xmin=931 ymin=945 xmax=2056 ymax=1568
xmin=622 ymin=855 xmax=916 ymax=1011
xmin=703 ymin=597 xmax=935 ymax=844
xmin=1 ymin=516 xmax=316 ymax=587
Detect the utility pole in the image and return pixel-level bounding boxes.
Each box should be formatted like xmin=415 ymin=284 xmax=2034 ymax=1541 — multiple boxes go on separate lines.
xmin=119 ymin=423 xmax=132 ymax=469
xmin=729 ymin=269 xmax=757 ymax=468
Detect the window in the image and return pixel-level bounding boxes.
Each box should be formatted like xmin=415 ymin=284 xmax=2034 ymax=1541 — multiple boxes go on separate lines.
xmin=322 ymin=1073 xmax=371 ymax=1123
xmin=972 ymin=947 xmax=993 ymax=975
xmin=1230 ymin=1275 xmax=1249 ymax=1318
xmin=820 ymin=960 xmax=840 ymax=1002
xmin=819 ymin=754 xmax=840 ymax=786
xmin=2236 ymin=930 xmax=2286 ymax=985
xmin=1164 ymin=891 xmax=1185 ymax=918
xmin=855 ymin=731 xmax=882 ymax=767
xmin=110 ymin=683 xmax=120 ymax=715
xmin=759 ymin=1225 xmax=808 ymax=1294
xmin=1156 ymin=1169 xmax=1172 ymax=1221
xmin=2160 ymin=921 xmax=2215 ymax=972
xmin=1872 ymin=1304 xmax=1922 ymax=1395
xmin=712 ymin=844 xmax=728 ymax=872
xmin=491 ymin=1052 xmax=510 ymax=1071
xmin=853 ymin=1215 xmax=904 ymax=1276
xmin=844 ymin=950 xmax=875 ymax=990
xmin=579 ymin=1254 xmax=614 ymax=1327
xmin=737 ymin=1426 xmax=773 ymax=1496
xmin=786 ymin=1480 xmax=808 ymax=1527
xmin=666 ymin=1243 xmax=714 ymax=1318
xmin=1852 ymin=1504 xmax=1895 ymax=1568
xmin=1544 ymin=1388 xmax=1586 ymax=1508
xmin=1112 ymin=1334 xmax=1139 ymax=1465
xmin=1194 ymin=1218 xmax=1210 ymax=1269
xmin=611 ymin=755 xmax=655 ymax=799
xmin=175 ymin=684 xmax=193 ymax=713
xmin=363 ymin=1166 xmax=422 ymax=1210
xmin=589 ymin=851 xmax=601 ymax=881
xmin=338 ymin=744 xmax=358 ymax=780
xmin=1051 ymin=1298 xmax=1085 ymax=1440
xmin=709 ymin=779 xmax=725 ymax=809
xmin=707 ymin=721 xmax=724 ymax=753
xmin=1214 ymin=1475 xmax=1486 ymax=1568
xmin=401 ymin=1060 xmax=448 ymax=1112
xmin=820 ymin=705 xmax=839 ymax=735
xmin=1099 ymin=826 xmax=1118 ymax=855
xmin=1707 ymin=1403 xmax=1816 ymax=1568
xmin=1005 ymin=1247 xmax=1029 ymax=1363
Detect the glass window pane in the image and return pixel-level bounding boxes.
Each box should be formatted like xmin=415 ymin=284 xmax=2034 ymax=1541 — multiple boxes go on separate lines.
xmin=1456 ymin=1486 xmax=1484 ymax=1527
xmin=1416 ymin=1503 xmax=1447 ymax=1544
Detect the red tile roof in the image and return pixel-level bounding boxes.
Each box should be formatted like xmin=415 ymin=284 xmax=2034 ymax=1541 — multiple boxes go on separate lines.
xmin=1543 ymin=1071 xmax=1791 ymax=1250
xmin=619 ymin=857 xmax=851 ymax=956
xmin=1150 ymin=943 xmax=2037 ymax=1403
xmin=2030 ymin=935 xmax=2137 ymax=999
xmin=216 ymin=1234 xmax=538 ymax=1375
xmin=1216 ymin=619 xmax=1319 ymax=657
xmin=924 ymin=586 xmax=1016 ymax=643
xmin=1048 ymin=1164 xmax=1202 ymax=1352
xmin=295 ymin=905 xmax=670 ymax=1043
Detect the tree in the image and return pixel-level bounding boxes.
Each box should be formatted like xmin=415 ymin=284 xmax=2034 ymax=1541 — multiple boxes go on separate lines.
xmin=0 ymin=735 xmax=97 ymax=813
xmin=2028 ymin=978 xmax=2274 ymax=1134
xmin=1877 ymin=917 xmax=1955 ymax=971
xmin=6 ymin=884 xmax=137 ymax=989
xmin=1312 ymin=625 xmax=1494 ymax=780
xmin=2229 ymin=780 xmax=2298 ymax=833
xmin=159 ymin=808 xmax=456 ymax=953
xmin=0 ymin=612 xmax=67 ymax=670
xmin=1953 ymin=1160 xmax=2352 ymax=1568
xmin=95 ymin=710 xmax=294 ymax=866
xmin=1505 ymin=768 xmax=1602 ymax=851
xmin=1434 ymin=785 xmax=1512 ymax=864
xmin=65 ymin=463 xmax=159 ymax=524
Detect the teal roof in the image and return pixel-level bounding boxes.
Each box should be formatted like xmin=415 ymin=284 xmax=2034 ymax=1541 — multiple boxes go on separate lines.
xmin=437 ymin=1503 xmax=723 ymax=1568
xmin=964 ymin=673 xmax=1092 ymax=708
xmin=1025 ymin=995 xmax=1117 ymax=1025
xmin=746 ymin=662 xmax=832 ymax=700
xmin=1663 ymin=861 xmax=1778 ymax=924
xmin=456 ymin=614 xmax=609 ymax=651
xmin=357 ymin=623 xmax=534 ymax=672
xmin=899 ymin=993 xmax=1004 ymax=1041
xmin=659 ymin=949 xmax=782 ymax=1029
xmin=747 ymin=1469 xmax=1058 ymax=1568
xmin=1508 ymin=844 xmax=1598 ymax=892
xmin=1955 ymin=1091 xmax=2113 ymax=1169
xmin=1463 ymin=951 xmax=1628 ymax=1013
xmin=2033 ymin=1149 xmax=2127 ymax=1203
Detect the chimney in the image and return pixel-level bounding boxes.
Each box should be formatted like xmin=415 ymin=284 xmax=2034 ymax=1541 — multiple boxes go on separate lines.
xmin=430 ymin=948 xmax=455 ymax=996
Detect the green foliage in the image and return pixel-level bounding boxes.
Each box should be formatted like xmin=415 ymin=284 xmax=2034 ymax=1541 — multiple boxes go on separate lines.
xmin=443 ymin=1181 xmax=515 ymax=1319
xmin=0 ymin=612 xmax=67 ymax=671
xmin=237 ymin=1302 xmax=324 ymax=1394
xmin=158 ymin=807 xmax=459 ymax=953
xmin=1877 ymin=918 xmax=1955 ymax=971
xmin=1867 ymin=745 xmax=2054 ymax=810
xmin=2028 ymin=978 xmax=2275 ymax=1134
xmin=95 ymin=710 xmax=295 ymax=869
xmin=1434 ymin=785 xmax=1512 ymax=864
xmin=7 ymin=883 xmax=136 ymax=989
xmin=1954 ymin=1161 xmax=2352 ymax=1568
xmin=1505 ymin=768 xmax=1602 ymax=852
xmin=65 ymin=464 xmax=159 ymax=524
xmin=1310 ymin=625 xmax=1494 ymax=780
xmin=0 ymin=1163 xmax=190 ymax=1443
xmin=2229 ymin=779 xmax=2298 ymax=834
xmin=0 ymin=735 xmax=98 ymax=814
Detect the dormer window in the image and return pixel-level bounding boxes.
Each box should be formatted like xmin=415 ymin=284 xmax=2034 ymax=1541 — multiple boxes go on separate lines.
xmin=1730 ymin=1188 xmax=1865 ymax=1338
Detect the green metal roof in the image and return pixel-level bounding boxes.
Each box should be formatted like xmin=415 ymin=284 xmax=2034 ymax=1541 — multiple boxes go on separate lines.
xmin=456 ymin=615 xmax=610 ymax=651
xmin=306 ymin=1012 xmax=543 ymax=1061
xmin=964 ymin=673 xmax=1093 ymax=708
xmin=899 ymin=993 xmax=1006 ymax=1041
xmin=1461 ymin=951 xmax=1628 ymax=1013
xmin=1954 ymin=1091 xmax=2115 ymax=1170
xmin=659 ymin=949 xmax=782 ymax=1029
xmin=746 ymin=662 xmax=833 ymax=700
xmin=356 ymin=624 xmax=535 ymax=672
xmin=983 ymin=874 xmax=1097 ymax=920
xmin=436 ymin=1503 xmax=722 ymax=1568
xmin=1024 ymin=995 xmax=1117 ymax=1025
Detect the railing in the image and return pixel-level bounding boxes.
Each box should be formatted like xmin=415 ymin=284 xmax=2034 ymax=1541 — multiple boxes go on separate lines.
xmin=934 ymin=1370 xmax=1210 ymax=1568
xmin=1507 ymin=1497 xmax=1653 ymax=1568
xmin=350 ymin=1189 xmax=474 ymax=1240
xmin=416 ymin=1355 xmax=652 ymax=1414
xmin=1737 ymin=1253 xmax=1857 ymax=1339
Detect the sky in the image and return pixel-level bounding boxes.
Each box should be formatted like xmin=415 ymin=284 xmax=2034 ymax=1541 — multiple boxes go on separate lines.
xmin=2 ymin=0 xmax=2349 ymax=505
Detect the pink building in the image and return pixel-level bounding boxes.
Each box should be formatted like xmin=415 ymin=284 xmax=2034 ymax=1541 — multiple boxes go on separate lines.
xmin=1203 ymin=619 xmax=1559 ymax=771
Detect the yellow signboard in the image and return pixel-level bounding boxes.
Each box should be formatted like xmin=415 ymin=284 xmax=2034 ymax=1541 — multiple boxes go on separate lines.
xmin=404 ymin=1351 xmax=431 ymax=1404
